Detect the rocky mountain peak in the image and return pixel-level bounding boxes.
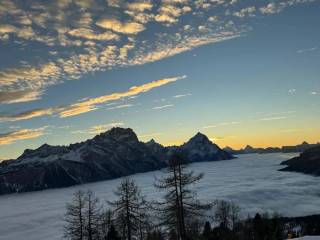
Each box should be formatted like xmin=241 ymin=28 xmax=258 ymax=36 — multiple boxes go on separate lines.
xmin=188 ymin=132 xmax=211 ymax=144
xmin=97 ymin=127 xmax=139 ymax=143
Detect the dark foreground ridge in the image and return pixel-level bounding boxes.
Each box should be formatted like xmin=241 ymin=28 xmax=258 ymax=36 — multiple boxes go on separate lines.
xmin=0 ymin=127 xmax=234 ymax=195
xmin=280 ymin=145 xmax=320 ymax=176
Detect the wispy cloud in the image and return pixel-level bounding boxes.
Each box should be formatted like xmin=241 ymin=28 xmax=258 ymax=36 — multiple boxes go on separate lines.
xmin=0 ymin=127 xmax=46 ymax=145
xmin=288 ymin=89 xmax=297 ymax=94
xmin=262 ymin=111 xmax=296 ymax=117
xmin=106 ymin=104 xmax=134 ymax=110
xmin=173 ymin=93 xmax=192 ymax=98
xmin=259 ymin=116 xmax=287 ymax=121
xmin=72 ymin=122 xmax=124 ymax=135
xmin=0 ymin=76 xmax=185 ymax=121
xmin=0 ymin=90 xmax=43 ymax=104
xmin=209 ymin=135 xmax=237 ymax=142
xmin=60 ymin=76 xmax=185 ymax=117
xmin=203 ymin=121 xmax=240 ymax=129
xmin=297 ymin=46 xmax=318 ymax=54
xmin=0 ymin=108 xmax=57 ymax=122
xmin=152 ymin=104 xmax=174 ymax=110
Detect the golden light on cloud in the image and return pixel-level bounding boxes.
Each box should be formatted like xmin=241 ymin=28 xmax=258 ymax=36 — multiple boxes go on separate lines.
xmin=0 ymin=128 xmax=45 ymax=145
xmin=59 ymin=75 xmax=186 ymax=117
xmin=96 ymin=18 xmax=145 ymax=35
xmin=0 ymin=75 xmax=186 ymax=122
xmin=127 ymin=2 xmax=153 ymax=12
xmin=72 ymin=122 xmax=125 ymax=135
xmin=67 ymin=28 xmax=120 ymax=41
xmin=59 ymin=105 xmax=98 ymax=118
xmin=0 ymin=108 xmax=56 ymax=122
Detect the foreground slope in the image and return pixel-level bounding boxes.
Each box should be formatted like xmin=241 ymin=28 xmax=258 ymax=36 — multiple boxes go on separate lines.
xmin=280 ymin=145 xmax=320 ymax=176
xmin=0 ymin=128 xmax=233 ymax=194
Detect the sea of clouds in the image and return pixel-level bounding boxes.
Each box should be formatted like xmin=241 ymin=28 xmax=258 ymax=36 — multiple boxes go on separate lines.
xmin=1 ymin=153 xmax=320 ymax=240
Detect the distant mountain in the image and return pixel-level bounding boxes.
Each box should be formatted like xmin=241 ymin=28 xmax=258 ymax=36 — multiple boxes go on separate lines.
xmin=180 ymin=132 xmax=233 ymax=162
xmin=0 ymin=128 xmax=234 ymax=195
xmin=280 ymin=145 xmax=320 ymax=176
xmin=224 ymin=142 xmax=320 ymax=155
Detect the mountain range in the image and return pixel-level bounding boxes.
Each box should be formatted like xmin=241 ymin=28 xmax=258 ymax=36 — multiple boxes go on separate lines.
xmin=223 ymin=142 xmax=320 ymax=155
xmin=0 ymin=128 xmax=234 ymax=195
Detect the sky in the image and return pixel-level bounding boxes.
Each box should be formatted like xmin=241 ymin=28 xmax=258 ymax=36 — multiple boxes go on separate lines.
xmin=0 ymin=0 xmax=319 ymax=160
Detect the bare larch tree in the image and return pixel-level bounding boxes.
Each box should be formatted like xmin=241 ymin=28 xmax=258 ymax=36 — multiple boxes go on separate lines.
xmin=109 ymin=177 xmax=148 ymax=240
xmin=84 ymin=190 xmax=101 ymax=240
xmin=64 ymin=190 xmax=86 ymax=240
xmin=64 ymin=190 xmax=101 ymax=240
xmin=154 ymin=153 xmax=211 ymax=240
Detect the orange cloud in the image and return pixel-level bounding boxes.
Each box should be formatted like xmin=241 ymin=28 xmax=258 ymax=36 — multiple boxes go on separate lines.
xmin=0 ymin=108 xmax=57 ymax=122
xmin=96 ymin=18 xmax=145 ymax=35
xmin=0 ymin=128 xmax=46 ymax=145
xmin=60 ymin=75 xmax=186 ymax=117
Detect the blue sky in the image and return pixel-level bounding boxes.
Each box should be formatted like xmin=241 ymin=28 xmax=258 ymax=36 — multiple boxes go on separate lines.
xmin=0 ymin=0 xmax=319 ymax=159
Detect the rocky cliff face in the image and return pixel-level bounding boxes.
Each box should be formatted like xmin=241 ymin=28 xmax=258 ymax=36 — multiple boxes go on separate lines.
xmin=0 ymin=128 xmax=234 ymax=195
xmin=280 ymin=145 xmax=320 ymax=176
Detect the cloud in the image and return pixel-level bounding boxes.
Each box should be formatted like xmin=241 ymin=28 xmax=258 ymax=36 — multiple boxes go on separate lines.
xmin=129 ymin=32 xmax=241 ymax=66
xmin=297 ymin=47 xmax=318 ymax=54
xmin=0 ymin=108 xmax=57 ymax=122
xmin=260 ymin=3 xmax=281 ymax=14
xmin=261 ymin=111 xmax=296 ymax=117
xmin=209 ymin=135 xmax=237 ymax=142
xmin=107 ymin=0 xmax=121 ymax=8
xmin=0 ymin=24 xmax=16 ymax=34
xmin=259 ymin=116 xmax=287 ymax=121
xmin=72 ymin=122 xmax=124 ymax=134
xmin=107 ymin=104 xmax=134 ymax=110
xmin=60 ymin=75 xmax=185 ymax=117
xmin=233 ymin=6 xmax=256 ymax=18
xmin=155 ymin=4 xmax=182 ymax=25
xmin=0 ymin=62 xmax=61 ymax=103
xmin=203 ymin=121 xmax=240 ymax=129
xmin=0 ymin=127 xmax=46 ymax=145
xmin=0 ymin=90 xmax=43 ymax=104
xmin=0 ymin=75 xmax=185 ymax=121
xmin=96 ymin=18 xmax=145 ymax=35
xmin=173 ymin=93 xmax=192 ymax=98
xmin=127 ymin=2 xmax=153 ymax=12
xmin=67 ymin=28 xmax=120 ymax=41
xmin=58 ymin=105 xmax=98 ymax=118
xmin=152 ymin=104 xmax=174 ymax=110
xmin=0 ymin=0 xmax=315 ymax=105
xmin=259 ymin=0 xmax=316 ymax=15
xmin=289 ymin=89 xmax=297 ymax=94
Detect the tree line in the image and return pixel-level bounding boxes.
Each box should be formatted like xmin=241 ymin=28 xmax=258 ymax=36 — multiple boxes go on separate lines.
xmin=63 ymin=154 xmax=312 ymax=240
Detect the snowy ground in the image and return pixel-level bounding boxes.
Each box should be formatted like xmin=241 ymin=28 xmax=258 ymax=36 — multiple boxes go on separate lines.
xmin=1 ymin=153 xmax=320 ymax=240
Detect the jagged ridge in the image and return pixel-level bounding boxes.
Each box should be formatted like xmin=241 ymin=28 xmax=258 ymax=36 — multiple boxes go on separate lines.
xmin=0 ymin=128 xmax=234 ymax=195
